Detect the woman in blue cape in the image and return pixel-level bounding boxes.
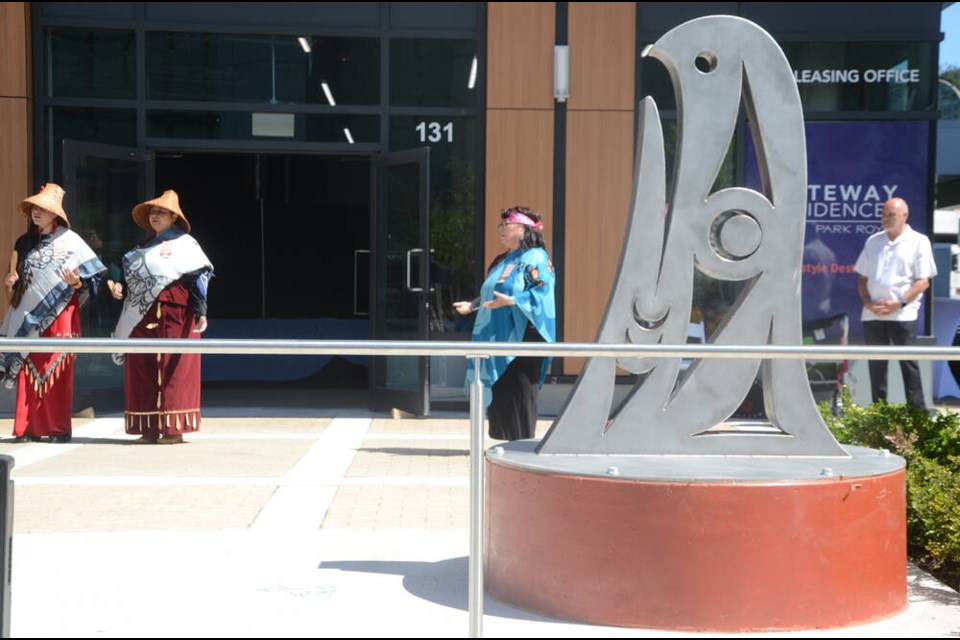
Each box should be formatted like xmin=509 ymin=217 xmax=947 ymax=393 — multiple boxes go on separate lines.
xmin=453 ymin=206 xmax=556 ymax=441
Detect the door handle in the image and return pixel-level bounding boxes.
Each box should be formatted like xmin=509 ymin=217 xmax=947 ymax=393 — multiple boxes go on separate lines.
xmin=406 ymin=248 xmax=424 ymax=292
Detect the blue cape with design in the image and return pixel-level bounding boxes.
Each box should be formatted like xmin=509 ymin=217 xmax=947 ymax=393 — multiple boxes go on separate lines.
xmin=465 ymin=247 xmax=556 ymax=401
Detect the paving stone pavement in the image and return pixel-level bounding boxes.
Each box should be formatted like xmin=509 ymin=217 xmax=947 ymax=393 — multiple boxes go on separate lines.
xmin=0 ymin=397 xmax=955 ymax=638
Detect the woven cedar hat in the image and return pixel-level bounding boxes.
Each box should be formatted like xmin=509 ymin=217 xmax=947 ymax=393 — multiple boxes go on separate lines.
xmin=131 ymin=190 xmax=191 ymax=233
xmin=18 ymin=183 xmax=70 ymax=228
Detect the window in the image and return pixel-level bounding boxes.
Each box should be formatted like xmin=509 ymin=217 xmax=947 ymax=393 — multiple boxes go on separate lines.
xmin=147 ymin=32 xmax=380 ymax=105
xmin=48 ymin=28 xmax=135 ymax=99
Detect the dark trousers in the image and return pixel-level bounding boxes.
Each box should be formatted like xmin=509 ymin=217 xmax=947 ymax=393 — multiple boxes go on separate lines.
xmin=862 ymin=320 xmax=925 ymax=409
xmin=487 ymin=327 xmax=545 ymax=441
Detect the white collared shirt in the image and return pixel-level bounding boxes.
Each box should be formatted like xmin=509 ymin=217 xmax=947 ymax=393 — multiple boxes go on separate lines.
xmin=854 ymin=224 xmax=937 ymax=322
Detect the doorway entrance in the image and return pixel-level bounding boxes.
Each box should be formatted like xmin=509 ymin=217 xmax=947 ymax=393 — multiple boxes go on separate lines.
xmin=156 ymin=152 xmax=371 ymax=388
xmin=65 ymin=143 xmax=437 ymax=415
xmin=158 ymin=153 xmax=369 ymax=321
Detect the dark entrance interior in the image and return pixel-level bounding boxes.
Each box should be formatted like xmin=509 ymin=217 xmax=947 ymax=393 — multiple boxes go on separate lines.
xmin=155 ymin=152 xmax=371 ymax=388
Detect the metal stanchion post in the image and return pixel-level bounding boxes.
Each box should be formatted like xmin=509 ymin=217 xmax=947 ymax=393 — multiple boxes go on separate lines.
xmin=0 ymin=455 xmax=13 ymax=639
xmin=468 ymin=355 xmax=487 ymax=638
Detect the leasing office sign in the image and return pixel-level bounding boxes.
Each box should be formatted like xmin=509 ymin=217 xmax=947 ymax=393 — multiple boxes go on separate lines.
xmin=793 ymin=67 xmax=921 ymax=84
xmin=779 ymin=42 xmax=937 ymax=112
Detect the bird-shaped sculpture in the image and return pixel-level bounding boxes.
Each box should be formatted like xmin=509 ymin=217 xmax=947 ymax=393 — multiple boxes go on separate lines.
xmin=537 ymin=16 xmax=848 ymax=456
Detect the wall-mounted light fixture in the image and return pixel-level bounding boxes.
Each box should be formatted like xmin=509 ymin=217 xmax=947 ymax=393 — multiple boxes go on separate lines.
xmin=297 ymin=37 xmax=311 ymax=53
xmin=554 ymin=45 xmax=569 ymax=102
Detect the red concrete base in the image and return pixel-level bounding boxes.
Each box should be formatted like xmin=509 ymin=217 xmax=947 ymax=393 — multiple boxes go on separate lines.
xmin=485 ymin=457 xmax=907 ymax=632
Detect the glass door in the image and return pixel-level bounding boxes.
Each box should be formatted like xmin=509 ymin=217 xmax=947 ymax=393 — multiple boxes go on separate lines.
xmin=63 ymin=140 xmax=154 ymax=387
xmin=369 ymin=148 xmax=431 ymax=416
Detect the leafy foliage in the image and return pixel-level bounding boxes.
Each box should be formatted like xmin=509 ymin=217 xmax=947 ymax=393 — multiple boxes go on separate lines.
xmin=942 ymin=65 xmax=960 ymax=120
xmin=942 ymin=64 xmax=960 ymax=89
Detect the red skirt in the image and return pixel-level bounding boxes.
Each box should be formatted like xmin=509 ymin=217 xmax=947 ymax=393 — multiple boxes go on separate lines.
xmin=12 ymin=296 xmax=80 ymax=439
xmin=124 ymin=284 xmax=201 ymax=436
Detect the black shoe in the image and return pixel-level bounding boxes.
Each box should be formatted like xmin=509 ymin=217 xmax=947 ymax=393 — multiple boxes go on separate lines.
xmin=48 ymin=435 xmax=72 ymax=443
xmin=12 ymin=435 xmax=41 ymax=443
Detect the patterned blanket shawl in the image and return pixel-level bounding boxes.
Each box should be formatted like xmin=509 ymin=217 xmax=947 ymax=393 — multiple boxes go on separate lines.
xmin=0 ymin=226 xmax=106 ymax=375
xmin=113 ymin=230 xmax=213 ymax=339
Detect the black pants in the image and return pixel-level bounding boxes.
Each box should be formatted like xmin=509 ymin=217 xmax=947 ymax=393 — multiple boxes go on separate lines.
xmin=862 ymin=320 xmax=925 ymax=409
xmin=487 ymin=327 xmax=544 ymax=441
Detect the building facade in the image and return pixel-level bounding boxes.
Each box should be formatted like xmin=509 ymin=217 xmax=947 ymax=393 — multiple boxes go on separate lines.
xmin=0 ymin=2 xmax=947 ymax=410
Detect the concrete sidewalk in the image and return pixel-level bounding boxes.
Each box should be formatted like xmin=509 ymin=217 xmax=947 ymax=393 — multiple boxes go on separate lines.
xmin=0 ymin=402 xmax=957 ymax=638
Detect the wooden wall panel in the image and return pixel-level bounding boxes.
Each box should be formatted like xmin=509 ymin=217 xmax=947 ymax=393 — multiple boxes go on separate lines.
xmin=484 ymin=109 xmax=554 ymax=268
xmin=0 ymin=99 xmax=31 ymax=318
xmin=0 ymin=3 xmax=28 ymax=97
xmin=487 ymin=2 xmax=555 ymax=110
xmin=563 ymin=110 xmax=634 ymax=373
xmin=0 ymin=3 xmax=31 ymax=319
xmin=562 ymin=2 xmax=636 ymax=374
xmin=568 ymin=2 xmax=635 ymax=111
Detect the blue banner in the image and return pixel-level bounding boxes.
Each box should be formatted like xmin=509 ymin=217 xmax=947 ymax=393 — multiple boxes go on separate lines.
xmin=746 ymin=120 xmax=931 ymax=337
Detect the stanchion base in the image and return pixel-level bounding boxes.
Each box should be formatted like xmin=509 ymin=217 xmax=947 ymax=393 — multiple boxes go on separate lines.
xmin=484 ymin=443 xmax=906 ymax=632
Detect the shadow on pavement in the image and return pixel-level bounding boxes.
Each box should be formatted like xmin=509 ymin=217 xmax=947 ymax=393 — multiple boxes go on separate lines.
xmin=319 ymin=556 xmax=572 ymax=623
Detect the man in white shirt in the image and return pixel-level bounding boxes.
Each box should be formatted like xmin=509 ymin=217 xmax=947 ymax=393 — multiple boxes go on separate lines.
xmin=854 ymin=197 xmax=937 ymax=409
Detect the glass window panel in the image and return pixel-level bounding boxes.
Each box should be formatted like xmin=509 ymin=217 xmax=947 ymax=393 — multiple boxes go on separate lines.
xmin=380 ymin=161 xmax=422 ymax=335
xmin=47 ymin=107 xmax=137 ymax=183
xmin=147 ymin=110 xmax=378 ymax=143
xmin=302 ymin=36 xmax=380 ymax=105
xmin=390 ymin=39 xmax=478 ymax=107
xmin=389 ymin=2 xmax=478 ymax=30
xmin=144 ymin=2 xmax=381 ymax=28
xmin=659 ymin=118 xmax=735 ymax=198
xmin=638 ymin=52 xmax=676 ymax=112
xmin=147 ymin=32 xmax=273 ymax=102
xmin=940 ymin=79 xmax=960 ymax=120
xmin=390 ymin=116 xmax=478 ymax=337
xmin=782 ymin=42 xmax=937 ymax=112
xmin=147 ymin=32 xmax=379 ymax=105
xmin=41 ymin=3 xmax=136 ymax=20
xmin=70 ymin=156 xmax=148 ymax=340
xmin=305 ymin=114 xmax=378 ymax=144
xmin=48 ymin=28 xmax=135 ymax=99
xmin=148 ymin=110 xmax=240 ymax=139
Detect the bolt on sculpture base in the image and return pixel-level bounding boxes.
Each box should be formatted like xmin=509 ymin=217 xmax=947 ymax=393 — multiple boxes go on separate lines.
xmin=484 ymin=443 xmax=906 ymax=631
xmin=484 ymin=14 xmax=908 ymax=632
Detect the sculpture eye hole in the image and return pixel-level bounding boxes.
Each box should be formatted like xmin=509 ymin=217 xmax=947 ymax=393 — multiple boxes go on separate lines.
xmin=695 ymin=52 xmax=717 ymax=73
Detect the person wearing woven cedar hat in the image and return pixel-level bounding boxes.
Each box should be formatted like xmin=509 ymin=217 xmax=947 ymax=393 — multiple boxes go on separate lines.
xmin=0 ymin=183 xmax=106 ymax=443
xmin=453 ymin=206 xmax=556 ymax=441
xmin=108 ymin=190 xmax=213 ymax=444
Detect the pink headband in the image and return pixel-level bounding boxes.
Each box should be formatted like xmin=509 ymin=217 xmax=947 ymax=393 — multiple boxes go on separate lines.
xmin=503 ymin=211 xmax=543 ymax=229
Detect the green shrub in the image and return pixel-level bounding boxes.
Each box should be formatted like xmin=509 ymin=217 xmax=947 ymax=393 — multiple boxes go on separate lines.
xmin=906 ymin=457 xmax=960 ymax=581
xmin=819 ymin=386 xmax=960 ymax=588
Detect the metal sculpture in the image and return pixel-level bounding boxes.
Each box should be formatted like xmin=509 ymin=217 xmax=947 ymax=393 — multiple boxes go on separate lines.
xmin=537 ymin=16 xmax=848 ymax=456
